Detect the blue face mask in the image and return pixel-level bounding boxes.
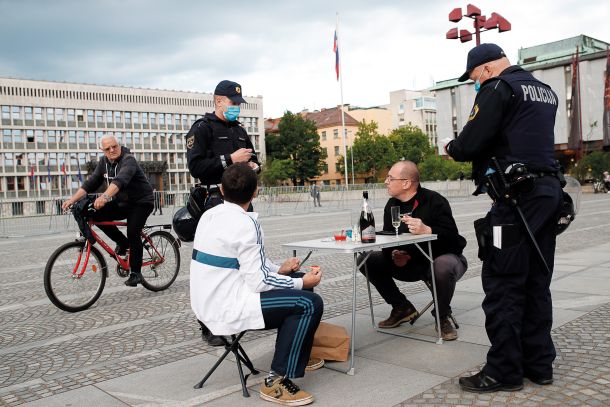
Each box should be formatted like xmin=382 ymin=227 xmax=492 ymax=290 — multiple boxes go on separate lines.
xmin=223 ymin=105 xmax=240 ymax=121
xmin=474 ymin=68 xmax=485 ymax=93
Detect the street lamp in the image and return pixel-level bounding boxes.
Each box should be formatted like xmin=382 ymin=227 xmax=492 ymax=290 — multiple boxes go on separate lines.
xmin=446 ymin=4 xmax=511 ymax=45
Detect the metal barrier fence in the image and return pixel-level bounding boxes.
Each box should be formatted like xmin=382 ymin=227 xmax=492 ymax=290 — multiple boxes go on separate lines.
xmin=0 ymin=180 xmax=475 ymax=238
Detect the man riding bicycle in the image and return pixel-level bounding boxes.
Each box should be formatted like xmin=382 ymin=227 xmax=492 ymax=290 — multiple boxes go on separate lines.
xmin=62 ymin=134 xmax=154 ymax=287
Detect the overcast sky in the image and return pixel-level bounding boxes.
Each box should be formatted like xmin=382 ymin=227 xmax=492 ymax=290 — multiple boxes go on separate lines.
xmin=0 ymin=0 xmax=608 ymax=117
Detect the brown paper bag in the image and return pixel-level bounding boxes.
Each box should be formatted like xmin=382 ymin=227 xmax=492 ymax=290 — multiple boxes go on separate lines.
xmin=310 ymin=322 xmax=350 ymax=362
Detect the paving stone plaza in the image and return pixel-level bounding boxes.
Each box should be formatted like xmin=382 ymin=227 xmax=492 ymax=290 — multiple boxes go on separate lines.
xmin=0 ymin=194 xmax=609 ymax=406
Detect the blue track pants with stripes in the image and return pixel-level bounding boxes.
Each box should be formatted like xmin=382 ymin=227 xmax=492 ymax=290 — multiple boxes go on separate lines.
xmin=260 ymin=288 xmax=323 ymax=379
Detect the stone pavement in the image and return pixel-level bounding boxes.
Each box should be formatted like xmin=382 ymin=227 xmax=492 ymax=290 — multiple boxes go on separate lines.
xmin=1 ymin=195 xmax=609 ymax=406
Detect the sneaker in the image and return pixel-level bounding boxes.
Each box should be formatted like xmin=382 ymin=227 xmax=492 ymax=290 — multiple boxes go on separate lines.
xmin=378 ymin=304 xmax=418 ymax=328
xmin=260 ymin=377 xmax=313 ymax=406
xmin=435 ymin=316 xmax=458 ymax=341
xmin=459 ymin=370 xmax=523 ymax=393
xmin=124 ymin=273 xmax=143 ymax=287
xmin=305 ymin=357 xmax=324 ymax=371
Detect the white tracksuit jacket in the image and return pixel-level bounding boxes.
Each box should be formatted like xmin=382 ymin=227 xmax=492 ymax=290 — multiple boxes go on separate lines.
xmin=190 ymin=202 xmax=304 ymax=335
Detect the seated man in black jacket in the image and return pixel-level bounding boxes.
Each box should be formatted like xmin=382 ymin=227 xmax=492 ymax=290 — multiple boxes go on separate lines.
xmin=62 ymin=135 xmax=154 ymax=287
xmin=359 ymin=161 xmax=467 ymax=340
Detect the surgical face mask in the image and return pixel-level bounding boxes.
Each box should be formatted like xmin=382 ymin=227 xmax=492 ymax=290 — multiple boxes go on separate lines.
xmin=223 ymin=105 xmax=240 ymax=121
xmin=474 ymin=68 xmax=485 ymax=93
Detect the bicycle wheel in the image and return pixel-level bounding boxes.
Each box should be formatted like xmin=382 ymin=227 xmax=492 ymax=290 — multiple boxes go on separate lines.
xmin=44 ymin=241 xmax=107 ymax=312
xmin=140 ymin=230 xmax=180 ymax=291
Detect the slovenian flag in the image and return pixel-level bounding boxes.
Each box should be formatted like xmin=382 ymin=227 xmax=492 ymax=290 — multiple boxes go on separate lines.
xmin=333 ymin=30 xmax=339 ymax=81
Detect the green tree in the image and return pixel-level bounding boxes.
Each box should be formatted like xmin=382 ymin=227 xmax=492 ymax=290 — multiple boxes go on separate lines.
xmin=341 ymin=120 xmax=397 ymax=182
xmin=268 ymin=111 xmax=327 ymax=185
xmin=570 ymin=151 xmax=610 ymax=182
xmin=418 ymin=155 xmax=472 ymax=181
xmin=260 ymin=158 xmax=295 ymax=186
xmin=388 ymin=125 xmax=435 ymax=164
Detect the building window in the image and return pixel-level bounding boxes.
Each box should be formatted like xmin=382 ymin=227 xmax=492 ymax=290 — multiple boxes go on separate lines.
xmin=333 ymin=129 xmax=338 ymax=139
xmin=36 ymin=201 xmax=45 ymax=214
xmin=12 ymin=202 xmax=23 ymax=216
xmin=334 ymin=146 xmax=340 ymax=156
xmin=55 ymin=108 xmax=65 ymax=121
xmin=25 ymin=107 xmax=33 ymax=120
xmin=1 ymin=105 xmax=9 ymax=119
xmin=106 ymin=111 xmax=113 ymax=123
xmin=12 ymin=106 xmax=21 ymax=120
xmin=12 ymin=130 xmax=23 ymax=143
xmin=34 ymin=107 xmax=43 ymax=120
xmin=3 ymin=129 xmax=11 ymax=142
xmin=321 ymin=131 xmax=326 ymax=141
xmin=133 ymin=111 xmax=139 ymax=124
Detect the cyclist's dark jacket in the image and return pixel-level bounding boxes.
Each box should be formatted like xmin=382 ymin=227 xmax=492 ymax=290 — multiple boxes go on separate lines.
xmin=447 ymin=65 xmax=559 ymax=185
xmin=82 ymin=147 xmax=153 ymax=205
xmin=186 ymin=112 xmax=260 ymax=185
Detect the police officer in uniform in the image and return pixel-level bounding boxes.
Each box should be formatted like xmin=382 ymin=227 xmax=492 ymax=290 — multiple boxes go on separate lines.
xmin=186 ymin=79 xmax=260 ymax=187
xmin=445 ymin=44 xmax=563 ymax=392
xmin=186 ymin=79 xmax=261 ymax=346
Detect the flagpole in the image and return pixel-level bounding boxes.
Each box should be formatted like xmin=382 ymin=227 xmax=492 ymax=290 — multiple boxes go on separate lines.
xmin=576 ymin=46 xmax=583 ymax=160
xmin=336 ymin=12 xmax=349 ymax=189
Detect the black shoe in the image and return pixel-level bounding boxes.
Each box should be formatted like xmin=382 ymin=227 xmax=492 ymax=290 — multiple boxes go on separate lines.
xmin=459 ymin=370 xmax=523 ymax=393
xmin=124 ymin=273 xmax=143 ymax=287
xmin=199 ymin=323 xmax=226 ymax=347
xmin=115 ymin=244 xmax=128 ymax=257
xmin=525 ymin=373 xmax=553 ymax=385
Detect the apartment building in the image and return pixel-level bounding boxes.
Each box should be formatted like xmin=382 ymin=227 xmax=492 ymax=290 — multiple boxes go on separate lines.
xmin=0 ymin=77 xmax=264 ymax=205
xmin=388 ymin=89 xmax=438 ymax=147
xmin=305 ymin=107 xmax=360 ymax=185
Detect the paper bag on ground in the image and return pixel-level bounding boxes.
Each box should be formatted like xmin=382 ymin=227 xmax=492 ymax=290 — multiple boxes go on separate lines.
xmin=310 ymin=322 xmax=350 ymax=362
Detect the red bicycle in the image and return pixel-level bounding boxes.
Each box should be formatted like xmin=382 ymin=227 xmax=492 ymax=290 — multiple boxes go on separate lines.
xmin=44 ymin=209 xmax=181 ymax=312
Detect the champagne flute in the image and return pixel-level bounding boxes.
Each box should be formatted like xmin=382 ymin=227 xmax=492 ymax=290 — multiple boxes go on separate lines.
xmin=391 ymin=206 xmax=401 ymax=237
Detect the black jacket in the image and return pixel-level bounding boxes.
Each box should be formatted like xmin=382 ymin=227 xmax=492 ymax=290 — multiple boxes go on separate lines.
xmin=82 ymin=147 xmax=153 ymax=206
xmin=381 ymin=186 xmax=466 ymax=264
xmin=186 ymin=112 xmax=260 ymax=185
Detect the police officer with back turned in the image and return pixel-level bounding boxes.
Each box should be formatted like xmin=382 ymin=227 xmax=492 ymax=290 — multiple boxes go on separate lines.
xmin=445 ymin=43 xmax=563 ymax=393
xmin=186 ymin=80 xmax=261 ymax=347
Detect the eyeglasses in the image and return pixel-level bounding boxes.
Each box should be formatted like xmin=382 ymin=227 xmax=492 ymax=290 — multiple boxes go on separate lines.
xmin=102 ymin=145 xmax=119 ymax=152
xmin=385 ymin=175 xmax=410 ymax=182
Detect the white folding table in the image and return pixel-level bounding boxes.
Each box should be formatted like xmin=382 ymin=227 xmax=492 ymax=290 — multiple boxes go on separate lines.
xmin=283 ymin=233 xmax=442 ymax=375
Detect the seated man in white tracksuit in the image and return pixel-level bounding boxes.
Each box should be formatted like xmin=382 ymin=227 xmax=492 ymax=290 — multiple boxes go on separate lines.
xmin=190 ymin=162 xmax=323 ymax=406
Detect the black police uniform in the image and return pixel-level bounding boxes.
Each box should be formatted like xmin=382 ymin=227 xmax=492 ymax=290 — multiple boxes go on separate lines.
xmin=186 ymin=112 xmax=260 ymax=185
xmin=447 ymin=66 xmax=563 ymax=386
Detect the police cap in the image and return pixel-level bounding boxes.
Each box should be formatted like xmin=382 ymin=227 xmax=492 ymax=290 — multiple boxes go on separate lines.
xmin=458 ymin=43 xmax=506 ymax=82
xmin=214 ymin=80 xmax=246 ymax=104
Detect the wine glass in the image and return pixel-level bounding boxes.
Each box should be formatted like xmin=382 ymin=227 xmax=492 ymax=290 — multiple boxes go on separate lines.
xmin=391 ymin=206 xmax=401 ymax=237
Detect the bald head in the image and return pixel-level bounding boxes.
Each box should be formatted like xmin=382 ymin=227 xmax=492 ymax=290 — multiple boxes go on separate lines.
xmin=393 ymin=160 xmax=420 ymax=183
